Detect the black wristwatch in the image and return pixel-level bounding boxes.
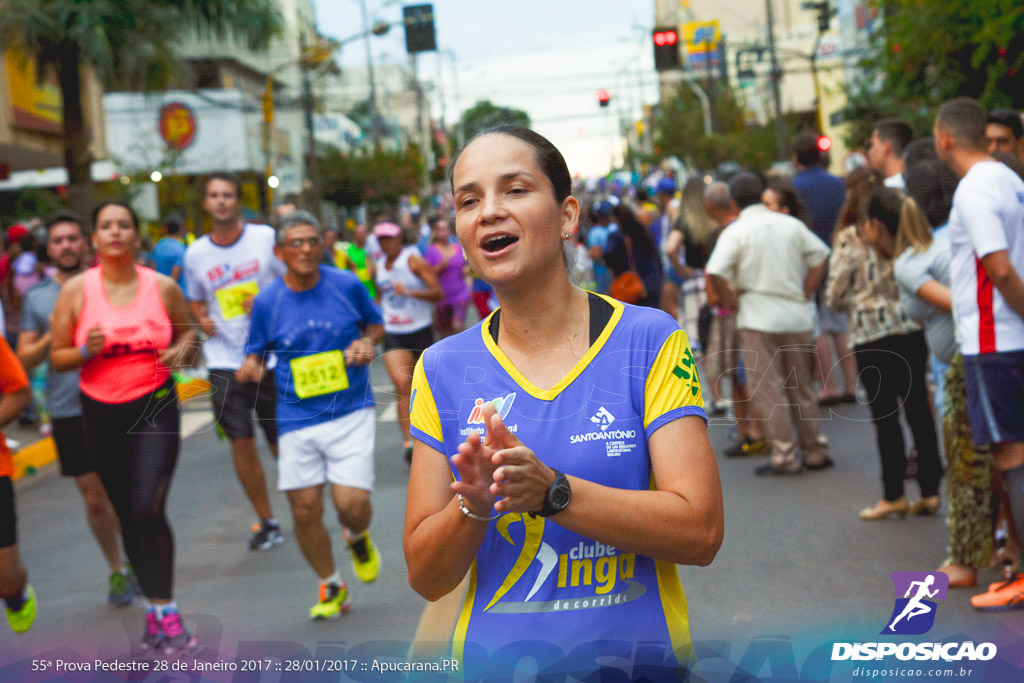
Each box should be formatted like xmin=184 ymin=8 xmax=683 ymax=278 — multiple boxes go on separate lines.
xmin=535 ymin=469 xmax=571 ymax=517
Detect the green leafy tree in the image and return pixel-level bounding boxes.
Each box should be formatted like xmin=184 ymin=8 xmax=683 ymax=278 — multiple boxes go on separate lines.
xmin=841 ymin=0 xmax=1024 ymax=148
xmin=653 ymin=82 xmax=800 ymax=170
xmin=0 ymin=0 xmax=282 ymax=217
xmin=456 ymin=100 xmax=531 ymax=141
xmin=321 ymin=146 xmax=424 ymax=209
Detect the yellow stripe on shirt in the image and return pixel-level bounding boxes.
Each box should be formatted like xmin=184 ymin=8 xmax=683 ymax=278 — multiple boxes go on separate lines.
xmin=410 ymin=356 xmax=444 ymax=445
xmin=451 ymin=562 xmax=478 ymax=677
xmin=644 ymin=329 xmax=704 ymax=430
xmin=655 ymin=559 xmax=694 ymax=667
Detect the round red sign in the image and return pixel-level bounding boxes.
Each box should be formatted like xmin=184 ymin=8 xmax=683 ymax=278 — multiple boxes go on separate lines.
xmin=159 ymin=102 xmax=197 ymax=151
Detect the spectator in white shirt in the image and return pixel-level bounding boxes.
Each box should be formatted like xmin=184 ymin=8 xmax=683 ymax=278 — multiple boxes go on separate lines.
xmin=935 ymin=97 xmax=1024 ymax=611
xmin=705 ymin=172 xmax=832 ymax=476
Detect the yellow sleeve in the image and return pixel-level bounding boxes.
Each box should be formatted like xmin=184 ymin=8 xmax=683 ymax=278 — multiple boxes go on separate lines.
xmin=410 ymin=356 xmax=445 ymax=453
xmin=334 ymin=244 xmax=350 ymax=270
xmin=643 ymin=329 xmax=705 ymax=436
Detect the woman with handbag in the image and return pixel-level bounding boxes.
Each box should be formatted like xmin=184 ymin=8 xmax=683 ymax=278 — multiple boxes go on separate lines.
xmin=605 ymin=204 xmax=663 ymax=307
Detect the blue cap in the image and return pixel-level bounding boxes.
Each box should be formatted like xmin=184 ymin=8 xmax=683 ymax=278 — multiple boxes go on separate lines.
xmin=656 ymin=177 xmax=676 ymax=195
xmin=592 ymin=200 xmax=613 ymax=218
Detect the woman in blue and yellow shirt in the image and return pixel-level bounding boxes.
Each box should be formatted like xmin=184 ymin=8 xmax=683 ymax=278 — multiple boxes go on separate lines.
xmin=403 ymin=126 xmax=723 ymax=680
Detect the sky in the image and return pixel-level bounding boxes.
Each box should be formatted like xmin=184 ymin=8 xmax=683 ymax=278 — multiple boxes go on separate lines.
xmin=313 ymin=0 xmax=664 ymax=177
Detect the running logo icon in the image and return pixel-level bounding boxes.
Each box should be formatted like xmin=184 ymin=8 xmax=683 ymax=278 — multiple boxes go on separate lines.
xmin=881 ymin=571 xmax=949 ymax=635
xmin=589 ymin=406 xmax=615 ymax=431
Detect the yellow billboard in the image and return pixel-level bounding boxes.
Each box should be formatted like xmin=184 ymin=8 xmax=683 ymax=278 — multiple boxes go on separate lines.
xmin=682 ymin=20 xmax=721 ymax=52
xmin=5 ymin=49 xmax=63 ymax=135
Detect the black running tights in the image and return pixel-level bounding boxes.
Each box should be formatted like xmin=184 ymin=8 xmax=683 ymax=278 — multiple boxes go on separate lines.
xmin=81 ymin=381 xmax=180 ymax=599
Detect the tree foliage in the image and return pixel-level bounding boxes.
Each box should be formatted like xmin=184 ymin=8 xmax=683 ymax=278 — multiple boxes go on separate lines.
xmin=456 ymin=100 xmax=531 ymax=141
xmin=652 ymin=82 xmax=801 ymax=171
xmin=841 ymin=0 xmax=1024 ymax=148
xmin=320 ymin=146 xmax=424 ymax=209
xmin=0 ymin=0 xmax=282 ymax=216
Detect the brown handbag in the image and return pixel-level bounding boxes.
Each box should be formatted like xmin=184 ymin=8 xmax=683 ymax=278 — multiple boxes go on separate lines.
xmin=609 ymin=235 xmax=647 ymax=304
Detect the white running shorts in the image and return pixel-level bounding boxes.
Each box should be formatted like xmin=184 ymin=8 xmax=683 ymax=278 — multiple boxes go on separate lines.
xmin=278 ymin=408 xmax=376 ymax=491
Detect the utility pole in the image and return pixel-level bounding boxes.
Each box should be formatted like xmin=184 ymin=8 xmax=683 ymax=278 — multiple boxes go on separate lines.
xmin=435 ymin=55 xmax=446 ymax=149
xmin=411 ymin=54 xmax=431 ymax=194
xmin=704 ymin=34 xmax=716 ymax=134
xmin=299 ymin=34 xmax=323 ymax=221
xmin=263 ymin=77 xmax=275 ymax=210
xmin=359 ymin=0 xmax=382 ymax=148
xmin=802 ymin=0 xmax=833 ymax=132
xmin=765 ymin=0 xmax=786 ymax=160
xmin=444 ymin=50 xmax=465 ymax=149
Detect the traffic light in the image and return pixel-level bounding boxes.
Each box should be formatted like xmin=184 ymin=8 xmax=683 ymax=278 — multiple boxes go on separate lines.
xmin=403 ymin=4 xmax=436 ymax=53
xmin=801 ymin=1 xmax=834 ymax=33
xmin=597 ymin=90 xmax=610 ymax=108
xmin=652 ymin=27 xmax=680 ymax=71
xmin=817 ymin=135 xmax=832 ymax=152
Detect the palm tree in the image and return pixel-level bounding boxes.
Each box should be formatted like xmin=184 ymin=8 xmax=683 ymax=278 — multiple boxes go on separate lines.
xmin=0 ymin=0 xmax=282 ymax=216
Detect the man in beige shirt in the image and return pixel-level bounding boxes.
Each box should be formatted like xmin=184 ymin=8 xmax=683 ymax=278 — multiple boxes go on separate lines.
xmin=706 ymin=172 xmax=832 ymax=475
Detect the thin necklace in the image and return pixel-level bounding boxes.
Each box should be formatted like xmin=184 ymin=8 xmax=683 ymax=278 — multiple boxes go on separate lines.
xmin=567 ymin=295 xmax=587 ymax=359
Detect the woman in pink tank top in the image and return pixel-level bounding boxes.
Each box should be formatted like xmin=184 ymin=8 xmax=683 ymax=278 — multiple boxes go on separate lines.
xmin=50 ymin=201 xmax=198 ymax=656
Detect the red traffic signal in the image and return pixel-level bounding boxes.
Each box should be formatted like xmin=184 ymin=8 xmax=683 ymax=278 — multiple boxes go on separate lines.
xmin=816 ymin=135 xmax=833 ymax=152
xmin=653 ymin=30 xmax=678 ymax=47
xmin=597 ymin=90 xmax=610 ymax=108
xmin=653 ymin=27 xmax=680 ymax=71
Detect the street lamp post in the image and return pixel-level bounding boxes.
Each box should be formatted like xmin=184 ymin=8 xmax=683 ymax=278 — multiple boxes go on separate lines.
xmin=441 ymin=50 xmax=464 ymax=150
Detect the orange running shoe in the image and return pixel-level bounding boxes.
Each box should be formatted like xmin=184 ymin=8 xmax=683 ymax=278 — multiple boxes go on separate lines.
xmin=970 ymin=573 xmax=1024 ymax=611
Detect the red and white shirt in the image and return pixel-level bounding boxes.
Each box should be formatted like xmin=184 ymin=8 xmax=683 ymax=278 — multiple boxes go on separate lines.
xmin=949 ymin=160 xmax=1024 ymax=355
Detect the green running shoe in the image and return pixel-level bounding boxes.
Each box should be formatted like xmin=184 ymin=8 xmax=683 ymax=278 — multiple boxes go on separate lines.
xmin=6 ymin=584 xmax=36 ymax=633
xmin=347 ymin=530 xmax=380 ymax=583
xmin=108 ymin=570 xmax=133 ymax=607
xmin=310 ymin=581 xmax=350 ymax=620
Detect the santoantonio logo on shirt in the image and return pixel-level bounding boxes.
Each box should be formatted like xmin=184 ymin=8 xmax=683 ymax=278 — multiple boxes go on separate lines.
xmin=831 ymin=572 xmax=996 ymax=662
xmin=480 ymin=513 xmax=644 ymax=615
xmin=570 ymin=406 xmax=638 ymax=456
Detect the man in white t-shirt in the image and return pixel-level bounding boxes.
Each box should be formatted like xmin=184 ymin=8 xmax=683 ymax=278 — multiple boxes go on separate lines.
xmin=185 ymin=173 xmax=286 ymax=551
xmin=706 ymin=172 xmax=832 ymax=476
xmin=935 ymin=97 xmax=1024 ymax=611
xmin=868 ymin=118 xmax=913 ymax=190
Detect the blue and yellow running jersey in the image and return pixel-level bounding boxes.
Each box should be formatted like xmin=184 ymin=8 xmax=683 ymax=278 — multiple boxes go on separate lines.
xmin=410 ymin=294 xmax=706 ymax=679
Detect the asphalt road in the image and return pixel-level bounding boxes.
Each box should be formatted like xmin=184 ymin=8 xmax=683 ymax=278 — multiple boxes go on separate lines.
xmin=2 ymin=359 xmax=1022 ymax=681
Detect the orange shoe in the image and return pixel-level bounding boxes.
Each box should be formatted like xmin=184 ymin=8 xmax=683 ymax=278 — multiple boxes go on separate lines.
xmin=970 ymin=573 xmax=1024 ymax=611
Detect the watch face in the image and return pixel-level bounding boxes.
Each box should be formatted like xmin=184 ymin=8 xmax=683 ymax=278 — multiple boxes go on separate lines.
xmin=551 ymin=484 xmax=570 ymax=509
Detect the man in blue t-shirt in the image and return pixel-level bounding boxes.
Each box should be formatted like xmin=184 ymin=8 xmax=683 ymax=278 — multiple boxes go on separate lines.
xmin=791 ymin=133 xmax=845 ymax=244
xmin=151 ymin=214 xmax=187 ymax=290
xmin=238 ymin=211 xmax=384 ymax=621
xmin=791 ymin=132 xmax=859 ymax=405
